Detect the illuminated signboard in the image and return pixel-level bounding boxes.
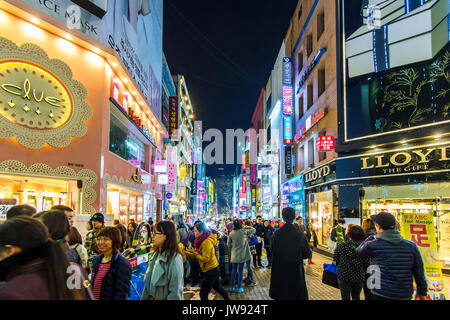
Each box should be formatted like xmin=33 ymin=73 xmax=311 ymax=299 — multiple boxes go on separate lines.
xmin=316 ymin=136 xmax=335 ymax=151
xmin=166 ymin=147 xmax=177 ymax=192
xmin=154 ymin=160 xmax=167 ymax=173
xmin=157 ymin=174 xmax=168 ymax=185
xmin=297 ymin=48 xmax=327 ymax=93
xmin=294 ymin=108 xmax=327 ymax=142
xmin=242 ymin=154 xmax=246 ymax=171
xmin=283 ymin=116 xmax=293 ymax=145
xmin=340 ymin=0 xmax=450 ymax=143
xmin=242 ymin=174 xmax=246 ymax=193
xmin=284 ymin=146 xmax=292 ymax=175
xmin=282 ymin=86 xmax=293 ymax=115
xmin=169 ymin=96 xmax=179 ymax=140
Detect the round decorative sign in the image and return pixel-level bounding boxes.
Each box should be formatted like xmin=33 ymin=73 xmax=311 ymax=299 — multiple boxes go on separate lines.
xmin=0 ymin=61 xmax=73 ymax=130
xmin=166 ymin=192 xmax=173 ymax=199
xmin=0 ymin=37 xmax=92 ymax=149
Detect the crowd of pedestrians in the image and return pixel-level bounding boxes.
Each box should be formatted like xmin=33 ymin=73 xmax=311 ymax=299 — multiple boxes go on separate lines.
xmin=0 ymin=203 xmax=430 ymax=301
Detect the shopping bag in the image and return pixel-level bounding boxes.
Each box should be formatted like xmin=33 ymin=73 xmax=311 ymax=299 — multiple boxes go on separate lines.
xmin=328 ymin=238 xmax=336 ymax=251
xmin=248 ymin=235 xmax=259 ymax=246
xmin=322 ymin=263 xmax=339 ymax=289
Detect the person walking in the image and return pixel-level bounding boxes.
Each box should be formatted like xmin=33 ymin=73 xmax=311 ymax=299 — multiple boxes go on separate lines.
xmin=67 ymin=226 xmax=89 ymax=270
xmin=330 ymin=218 xmax=346 ymax=249
xmin=39 ymin=210 xmax=82 ymax=266
xmin=252 ymin=216 xmax=264 ymax=268
xmin=185 ymin=222 xmax=230 ymax=300
xmin=126 ymin=221 xmax=138 ymax=249
xmin=333 ymin=225 xmax=370 ymax=300
xmin=51 ymin=205 xmax=75 ymax=228
xmin=262 ymin=220 xmax=274 ymax=268
xmin=0 ymin=216 xmax=87 ymax=300
xmin=243 ymin=221 xmax=256 ymax=287
xmin=85 ymin=213 xmax=105 ymax=274
xmin=269 ymin=207 xmax=310 ymax=300
xmin=356 ymin=212 xmax=428 ymax=300
xmin=295 ymin=217 xmax=307 ymax=234
xmin=362 ymin=218 xmax=377 ymax=238
xmin=90 ymin=227 xmax=132 ymax=300
xmin=227 ymin=220 xmax=252 ymax=294
xmin=305 ymin=223 xmax=318 ymax=265
xmin=141 ymin=221 xmax=184 ymax=300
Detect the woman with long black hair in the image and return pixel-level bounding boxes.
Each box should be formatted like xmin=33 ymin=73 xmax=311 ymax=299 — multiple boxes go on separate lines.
xmin=141 ymin=221 xmax=184 ymax=300
xmin=0 ymin=216 xmax=87 ymax=300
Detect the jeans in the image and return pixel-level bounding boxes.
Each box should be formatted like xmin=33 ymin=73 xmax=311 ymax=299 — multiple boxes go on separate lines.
xmin=338 ymin=279 xmax=363 ymax=300
xmin=230 ymin=262 xmax=245 ymax=289
xmin=200 ymin=267 xmax=230 ymax=300
xmin=245 ymin=259 xmax=254 ymax=282
xmin=253 ymin=243 xmax=263 ymax=266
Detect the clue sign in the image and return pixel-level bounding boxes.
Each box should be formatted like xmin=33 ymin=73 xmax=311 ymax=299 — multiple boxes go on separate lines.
xmin=316 ymin=136 xmax=335 ymax=151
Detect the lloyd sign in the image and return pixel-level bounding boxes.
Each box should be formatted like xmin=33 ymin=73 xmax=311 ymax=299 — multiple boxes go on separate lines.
xmin=360 ymin=146 xmax=450 ymax=175
xmin=304 ymin=164 xmax=332 ymax=184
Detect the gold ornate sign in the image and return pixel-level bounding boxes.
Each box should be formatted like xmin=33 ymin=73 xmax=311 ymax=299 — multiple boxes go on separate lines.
xmin=0 ymin=37 xmax=92 ymax=149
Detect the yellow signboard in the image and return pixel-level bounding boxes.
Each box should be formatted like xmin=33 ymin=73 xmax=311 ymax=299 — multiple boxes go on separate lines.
xmin=401 ymin=213 xmax=447 ymax=300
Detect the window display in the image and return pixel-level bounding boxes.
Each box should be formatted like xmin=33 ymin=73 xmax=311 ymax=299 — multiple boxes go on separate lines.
xmin=309 ymin=190 xmax=334 ymax=247
xmin=107 ymin=184 xmax=145 ymax=224
xmin=0 ymin=174 xmax=77 ymax=213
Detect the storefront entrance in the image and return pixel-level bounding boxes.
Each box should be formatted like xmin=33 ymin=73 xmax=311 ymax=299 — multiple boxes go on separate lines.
xmin=0 ymin=174 xmax=79 ymax=213
xmin=361 ymin=182 xmax=450 ymax=270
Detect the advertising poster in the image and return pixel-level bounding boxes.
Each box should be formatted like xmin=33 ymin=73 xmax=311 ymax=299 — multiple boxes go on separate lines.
xmin=401 ymin=213 xmax=447 ymax=300
xmin=439 ymin=212 xmax=450 ymax=264
xmin=340 ymin=0 xmax=449 ymax=142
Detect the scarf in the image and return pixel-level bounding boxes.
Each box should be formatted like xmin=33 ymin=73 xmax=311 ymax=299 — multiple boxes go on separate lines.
xmin=194 ymin=232 xmax=211 ymax=255
xmin=0 ymin=243 xmax=48 ymax=282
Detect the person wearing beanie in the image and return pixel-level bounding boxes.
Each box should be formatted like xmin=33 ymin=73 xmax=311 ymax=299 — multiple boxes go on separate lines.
xmin=269 ymin=207 xmax=310 ymax=300
xmin=356 ymin=212 xmax=427 ymax=300
xmin=85 ymin=213 xmax=105 ymax=274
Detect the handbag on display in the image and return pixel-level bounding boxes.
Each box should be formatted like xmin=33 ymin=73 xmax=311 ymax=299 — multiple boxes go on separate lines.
xmin=322 ymin=263 xmax=339 ymax=289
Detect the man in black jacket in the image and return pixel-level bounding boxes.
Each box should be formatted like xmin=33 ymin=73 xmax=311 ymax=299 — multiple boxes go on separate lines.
xmin=253 ymin=215 xmax=265 ymax=268
xmin=269 ymin=207 xmax=310 ymax=300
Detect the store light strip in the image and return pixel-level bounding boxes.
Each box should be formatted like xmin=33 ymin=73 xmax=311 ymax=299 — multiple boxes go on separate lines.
xmin=338 ymin=140 xmax=450 ymax=160
xmin=333 ymin=169 xmax=450 ymax=183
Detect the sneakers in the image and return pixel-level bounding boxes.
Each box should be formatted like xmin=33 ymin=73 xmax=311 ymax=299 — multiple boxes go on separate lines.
xmin=245 ymin=281 xmax=257 ymax=287
xmin=229 ymin=287 xmax=234 ymax=293
xmin=236 ymin=287 xmax=244 ymax=293
xmin=307 ymin=259 xmax=315 ymax=265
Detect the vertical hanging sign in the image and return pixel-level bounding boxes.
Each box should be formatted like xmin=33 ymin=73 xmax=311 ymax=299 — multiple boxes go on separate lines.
xmin=169 ymin=96 xmax=179 ymax=140
xmin=166 ymin=146 xmax=177 ymax=192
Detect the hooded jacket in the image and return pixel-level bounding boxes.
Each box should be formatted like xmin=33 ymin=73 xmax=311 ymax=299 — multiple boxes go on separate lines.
xmin=185 ymin=233 xmax=218 ymax=272
xmin=228 ymin=229 xmax=252 ymax=264
xmin=141 ymin=251 xmax=184 ymax=300
xmin=356 ymin=230 xmax=427 ymax=300
xmin=90 ymin=251 xmax=132 ymax=300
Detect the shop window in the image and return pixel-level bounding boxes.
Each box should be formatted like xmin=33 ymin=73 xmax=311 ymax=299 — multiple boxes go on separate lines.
xmin=317 ymin=12 xmax=325 ymax=41
xmin=298 ymin=95 xmax=304 ymax=119
xmin=107 ymin=184 xmax=145 ymax=224
xmin=298 ymin=5 xmax=303 ymax=21
xmin=307 ymin=84 xmax=314 ymax=109
xmin=318 ymin=68 xmax=326 ymax=97
xmin=298 ymin=51 xmax=304 ymax=73
xmin=306 ymin=33 xmax=313 ymax=57
xmin=109 ymin=113 xmax=148 ymax=171
xmin=266 ymin=94 xmax=272 ymax=115
xmin=309 ymin=190 xmax=333 ymax=247
xmin=298 ymin=146 xmax=304 ymax=171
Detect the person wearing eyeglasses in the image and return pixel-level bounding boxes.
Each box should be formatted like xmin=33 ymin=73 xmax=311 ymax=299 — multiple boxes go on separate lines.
xmin=85 ymin=213 xmax=105 ymax=274
xmin=141 ymin=221 xmax=184 ymax=300
xmin=90 ymin=227 xmax=131 ymax=300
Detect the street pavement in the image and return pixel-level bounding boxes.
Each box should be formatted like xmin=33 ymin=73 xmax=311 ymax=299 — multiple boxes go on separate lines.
xmin=215 ymin=251 xmax=341 ymax=300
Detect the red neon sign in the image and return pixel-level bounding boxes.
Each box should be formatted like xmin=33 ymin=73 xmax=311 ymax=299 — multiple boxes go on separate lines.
xmin=283 ymin=86 xmax=293 ymax=115
xmin=316 ymin=136 xmax=335 ymax=151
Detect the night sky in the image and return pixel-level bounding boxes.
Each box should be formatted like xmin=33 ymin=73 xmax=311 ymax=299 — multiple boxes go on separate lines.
xmin=163 ymin=0 xmax=299 ymax=178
